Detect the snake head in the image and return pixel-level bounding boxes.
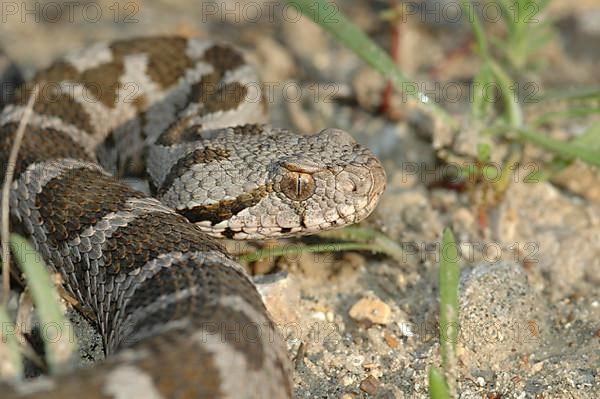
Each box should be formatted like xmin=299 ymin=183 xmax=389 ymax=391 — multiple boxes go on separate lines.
xmin=153 ymin=125 xmax=386 ymax=239
xmin=271 ymin=129 xmax=386 ymax=234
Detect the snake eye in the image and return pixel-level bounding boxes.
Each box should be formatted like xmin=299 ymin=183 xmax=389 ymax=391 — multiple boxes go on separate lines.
xmin=280 ymin=171 xmax=315 ymax=201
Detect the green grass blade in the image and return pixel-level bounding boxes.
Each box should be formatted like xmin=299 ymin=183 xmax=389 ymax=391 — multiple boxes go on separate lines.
xmin=237 ymin=241 xmax=383 ymax=263
xmin=531 ymin=107 xmax=600 ymax=127
xmin=428 ymin=366 xmax=451 ymax=399
xmin=496 ymin=0 xmax=517 ymax=34
xmin=572 ymin=121 xmax=600 ymax=151
xmin=458 ymin=0 xmax=491 ymax=64
xmin=317 ymin=226 xmax=405 ymax=261
xmin=470 ymin=65 xmax=494 ymax=119
xmin=459 ymin=0 xmax=522 ymax=126
xmin=477 ymin=143 xmax=491 ymax=163
xmin=238 ymin=227 xmax=405 ymax=264
xmin=515 ymin=128 xmax=600 ymax=167
xmin=486 ymin=121 xmax=600 ymax=169
xmin=493 ymin=146 xmax=522 ymax=194
xmin=284 ymin=0 xmax=457 ymax=130
xmin=439 ymin=228 xmax=459 ymax=370
xmin=0 ymin=307 xmax=22 ymax=379
xmin=489 ymin=60 xmax=523 ymax=126
xmin=317 ymin=226 xmax=380 ymax=241
xmin=9 ymin=234 xmax=76 ymax=373
xmin=530 ymin=87 xmax=600 ymax=103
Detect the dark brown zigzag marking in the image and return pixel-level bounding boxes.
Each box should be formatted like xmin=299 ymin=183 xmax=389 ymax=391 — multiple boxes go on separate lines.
xmin=231 ymin=123 xmax=268 ymax=135
xmin=204 ymin=82 xmax=248 ymax=114
xmin=101 ymin=212 xmax=225 ymax=276
xmin=15 ymin=36 xmax=192 ymax=126
xmin=186 ymin=44 xmax=249 ymax=111
xmin=156 ymin=123 xmax=267 ymax=147
xmin=154 ymin=115 xmax=200 ymax=146
xmin=15 ymin=330 xmax=228 ymax=398
xmin=180 ymin=185 xmax=270 ymax=225
xmin=198 ymin=44 xmax=268 ymax=114
xmin=120 ymin=257 xmax=267 ymax=371
xmin=155 ymin=147 xmax=230 ymax=196
xmin=16 ymin=57 xmax=122 ymax=129
xmin=15 ymin=74 xmax=96 ymax=135
xmin=35 ymin=167 xmax=145 ymax=248
xmin=201 ymin=44 xmax=246 ymax=74
xmin=99 ymin=212 xmax=227 ymax=334
xmin=0 ymin=123 xmax=92 ymax=179
xmin=153 ymin=44 xmax=248 ymax=147
xmin=77 ymin=61 xmax=124 ymax=109
xmin=131 ymin=332 xmax=226 ymax=398
xmin=112 ymin=36 xmax=193 ymax=89
xmin=189 ymin=78 xmax=248 ymax=116
xmin=126 ymin=300 xmax=270 ymax=371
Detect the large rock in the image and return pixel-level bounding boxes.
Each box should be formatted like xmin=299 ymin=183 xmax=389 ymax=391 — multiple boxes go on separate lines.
xmin=458 ymin=262 xmax=546 ymax=371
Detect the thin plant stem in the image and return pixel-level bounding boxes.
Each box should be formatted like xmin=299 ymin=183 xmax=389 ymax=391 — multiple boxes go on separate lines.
xmin=238 ymin=242 xmax=382 ymax=263
xmin=284 ymin=0 xmax=458 ymax=131
xmin=1 ymin=85 xmax=39 ymax=306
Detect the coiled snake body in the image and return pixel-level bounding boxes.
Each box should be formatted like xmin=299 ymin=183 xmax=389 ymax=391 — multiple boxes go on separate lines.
xmin=0 ymin=36 xmax=386 ymax=398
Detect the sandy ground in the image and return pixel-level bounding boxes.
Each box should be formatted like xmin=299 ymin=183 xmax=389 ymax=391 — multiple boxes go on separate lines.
xmin=1 ymin=0 xmax=599 ymax=397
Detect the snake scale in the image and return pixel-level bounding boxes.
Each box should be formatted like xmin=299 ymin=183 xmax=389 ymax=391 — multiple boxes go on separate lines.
xmin=0 ymin=36 xmax=386 ymax=398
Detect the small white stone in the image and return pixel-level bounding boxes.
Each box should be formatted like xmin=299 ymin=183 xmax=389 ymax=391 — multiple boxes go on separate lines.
xmin=312 ymin=312 xmax=326 ymax=321
xmin=341 ymin=375 xmax=355 ymax=386
xmin=398 ymin=322 xmax=415 ymax=337
xmin=326 ymin=311 xmax=334 ymax=322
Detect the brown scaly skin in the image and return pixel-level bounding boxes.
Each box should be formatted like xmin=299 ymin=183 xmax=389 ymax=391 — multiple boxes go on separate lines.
xmin=0 ymin=36 xmax=385 ymax=398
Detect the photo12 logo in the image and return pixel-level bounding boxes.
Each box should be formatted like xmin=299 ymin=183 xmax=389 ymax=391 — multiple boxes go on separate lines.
xmin=199 ymin=1 xmax=339 ymax=24
xmin=399 ymin=1 xmax=542 ymax=24
xmin=1 ymin=1 xmax=140 ymax=24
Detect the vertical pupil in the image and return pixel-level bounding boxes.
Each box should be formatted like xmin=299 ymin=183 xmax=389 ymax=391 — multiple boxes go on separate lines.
xmin=296 ymin=175 xmax=302 ymax=196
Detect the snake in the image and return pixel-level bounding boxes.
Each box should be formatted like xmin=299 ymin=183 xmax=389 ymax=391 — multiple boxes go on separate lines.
xmin=0 ymin=36 xmax=386 ymax=398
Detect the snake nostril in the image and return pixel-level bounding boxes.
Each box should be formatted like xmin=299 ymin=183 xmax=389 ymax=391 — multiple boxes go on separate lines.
xmin=337 ymin=176 xmax=355 ymax=194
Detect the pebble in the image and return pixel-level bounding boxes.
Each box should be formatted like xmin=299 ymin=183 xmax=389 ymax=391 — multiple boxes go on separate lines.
xmin=383 ymin=331 xmax=400 ymax=348
xmin=361 ymin=362 xmax=378 ymax=370
xmin=312 ymin=312 xmax=326 ymax=321
xmin=349 ymin=297 xmax=392 ymax=325
xmin=341 ymin=375 xmax=354 ymax=386
xmin=359 ymin=375 xmax=379 ymax=395
xmin=552 ymin=160 xmax=600 ymax=204
xmin=254 ymin=272 xmax=300 ymax=326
